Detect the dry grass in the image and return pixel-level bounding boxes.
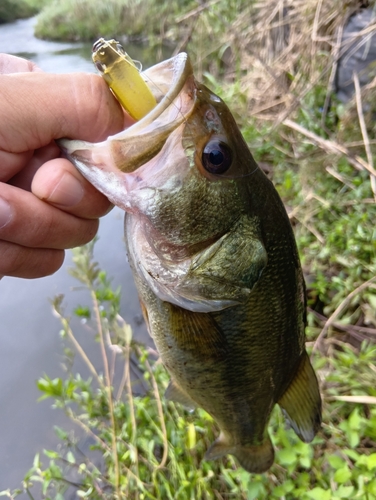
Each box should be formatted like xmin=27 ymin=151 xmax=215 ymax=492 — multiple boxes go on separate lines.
xmin=219 ymin=0 xmax=372 ymax=119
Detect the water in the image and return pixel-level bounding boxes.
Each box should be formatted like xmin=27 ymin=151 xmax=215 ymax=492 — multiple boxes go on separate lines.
xmin=0 ymin=17 xmax=152 ymax=491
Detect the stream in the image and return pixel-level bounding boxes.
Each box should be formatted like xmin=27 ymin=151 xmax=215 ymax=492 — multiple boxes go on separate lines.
xmin=0 ymin=17 xmax=152 ymax=492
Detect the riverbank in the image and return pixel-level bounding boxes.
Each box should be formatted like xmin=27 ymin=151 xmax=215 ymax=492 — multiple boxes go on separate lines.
xmin=0 ymin=0 xmax=48 ymax=23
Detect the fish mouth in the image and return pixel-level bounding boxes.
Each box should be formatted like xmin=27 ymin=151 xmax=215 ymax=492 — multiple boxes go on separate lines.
xmin=59 ymin=52 xmax=196 ymax=210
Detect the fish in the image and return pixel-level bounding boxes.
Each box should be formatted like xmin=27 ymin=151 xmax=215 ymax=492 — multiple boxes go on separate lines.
xmin=59 ymin=48 xmax=322 ymax=473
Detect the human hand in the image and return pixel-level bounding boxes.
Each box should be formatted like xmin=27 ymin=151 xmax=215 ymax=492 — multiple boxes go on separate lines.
xmin=0 ymin=54 xmax=125 ymax=278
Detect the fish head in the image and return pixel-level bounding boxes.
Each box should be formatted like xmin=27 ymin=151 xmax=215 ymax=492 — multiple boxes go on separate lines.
xmin=60 ymin=53 xmax=268 ymax=312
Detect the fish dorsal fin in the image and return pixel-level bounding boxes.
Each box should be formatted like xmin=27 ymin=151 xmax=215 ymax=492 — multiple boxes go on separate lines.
xmin=165 ymin=379 xmax=196 ymax=411
xmin=278 ymin=350 xmax=322 ymax=443
xmin=205 ymin=432 xmax=275 ymax=473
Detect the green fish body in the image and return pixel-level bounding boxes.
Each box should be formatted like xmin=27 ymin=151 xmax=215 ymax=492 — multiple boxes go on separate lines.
xmin=60 ymin=51 xmax=321 ymax=473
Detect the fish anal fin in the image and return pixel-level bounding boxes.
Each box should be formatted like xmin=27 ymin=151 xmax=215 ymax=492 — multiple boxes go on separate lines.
xmin=205 ymin=432 xmax=274 ymax=473
xmin=165 ymin=379 xmax=196 ymax=411
xmin=278 ymin=350 xmax=322 ymax=443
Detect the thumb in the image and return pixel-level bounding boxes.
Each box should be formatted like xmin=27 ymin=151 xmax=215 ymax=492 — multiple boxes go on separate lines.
xmin=0 ymin=71 xmax=124 ymax=154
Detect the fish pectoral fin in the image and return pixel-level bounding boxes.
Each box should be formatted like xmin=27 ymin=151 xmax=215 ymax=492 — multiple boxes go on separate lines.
xmin=205 ymin=432 xmax=274 ymax=473
xmin=170 ymin=306 xmax=229 ymax=357
xmin=165 ymin=380 xmax=196 ymax=411
xmin=278 ymin=350 xmax=322 ymax=443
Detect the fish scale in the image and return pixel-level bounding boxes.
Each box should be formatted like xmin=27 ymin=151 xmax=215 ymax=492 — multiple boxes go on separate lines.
xmin=60 ymin=44 xmax=322 ymax=473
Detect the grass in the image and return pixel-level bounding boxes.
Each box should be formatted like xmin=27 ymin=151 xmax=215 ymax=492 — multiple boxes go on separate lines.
xmin=0 ymin=0 xmax=50 ymax=23
xmin=2 ymin=0 xmax=376 ymax=498
xmin=34 ymin=0 xmax=197 ymax=43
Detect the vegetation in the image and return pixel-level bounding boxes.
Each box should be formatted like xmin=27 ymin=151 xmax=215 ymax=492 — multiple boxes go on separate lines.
xmin=0 ymin=0 xmax=50 ymax=23
xmin=2 ymin=0 xmax=376 ymax=498
xmin=1 ymin=240 xmax=375 ymax=499
xmin=33 ymin=0 xmax=196 ymax=42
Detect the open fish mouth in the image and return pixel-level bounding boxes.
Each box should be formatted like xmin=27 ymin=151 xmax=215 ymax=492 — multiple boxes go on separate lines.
xmin=59 ymin=53 xmax=196 ymax=211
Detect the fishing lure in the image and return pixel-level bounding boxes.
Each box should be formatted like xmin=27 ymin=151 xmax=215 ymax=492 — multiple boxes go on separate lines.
xmin=92 ymin=38 xmax=156 ymax=120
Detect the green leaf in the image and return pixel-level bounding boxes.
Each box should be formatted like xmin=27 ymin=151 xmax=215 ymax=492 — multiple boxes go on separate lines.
xmin=333 ymin=485 xmax=354 ymax=498
xmin=54 ymin=426 xmax=68 ymax=441
xmin=246 ymin=482 xmax=265 ymax=500
xmin=187 ymin=423 xmax=196 ymax=450
xmin=300 ymin=455 xmax=312 ymax=468
xmin=328 ymin=454 xmax=345 ymax=469
xmin=43 ymin=449 xmax=60 ymax=459
xmin=74 ymin=305 xmax=91 ymax=319
xmin=277 ymin=448 xmax=297 ymax=466
xmin=272 ymin=480 xmax=294 ymax=497
xmin=334 ymin=466 xmax=352 ymax=484
xmin=348 ymin=408 xmax=362 ymax=430
xmin=66 ymin=451 xmax=76 ymax=464
xmin=348 ymin=430 xmax=360 ymax=448
xmin=305 ymin=487 xmax=331 ymax=500
xmin=368 ymin=479 xmax=376 ymax=495
xmin=33 ymin=453 xmax=40 ymax=468
xmin=344 ymin=449 xmax=359 ymax=461
xmin=367 ymin=453 xmax=376 ymax=471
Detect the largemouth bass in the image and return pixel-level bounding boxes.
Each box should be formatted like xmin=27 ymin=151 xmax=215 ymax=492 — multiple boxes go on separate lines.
xmin=60 ymin=48 xmax=321 ymax=473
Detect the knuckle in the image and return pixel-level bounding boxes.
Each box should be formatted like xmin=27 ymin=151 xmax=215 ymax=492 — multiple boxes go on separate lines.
xmin=75 ymin=219 xmax=99 ymax=246
xmin=0 ymin=243 xmax=23 ymax=275
xmin=29 ymin=216 xmax=55 ymax=247
xmin=0 ymin=242 xmax=64 ymax=278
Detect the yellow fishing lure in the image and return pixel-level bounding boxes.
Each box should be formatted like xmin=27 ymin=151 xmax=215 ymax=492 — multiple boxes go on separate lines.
xmin=92 ymin=38 xmax=156 ymax=120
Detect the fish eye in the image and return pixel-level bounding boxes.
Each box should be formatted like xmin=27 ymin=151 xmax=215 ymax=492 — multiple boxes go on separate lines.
xmin=202 ymin=140 xmax=233 ymax=175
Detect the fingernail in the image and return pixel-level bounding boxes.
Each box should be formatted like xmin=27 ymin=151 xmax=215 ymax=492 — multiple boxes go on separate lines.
xmin=47 ymin=172 xmax=84 ymax=207
xmin=0 ymin=197 xmax=12 ymax=229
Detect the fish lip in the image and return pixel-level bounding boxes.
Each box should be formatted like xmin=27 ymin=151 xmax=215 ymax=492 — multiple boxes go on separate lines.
xmin=105 ymin=52 xmax=192 ymax=139
xmin=125 ymin=52 xmax=192 ymax=132
xmin=59 ymin=51 xmax=195 ymax=172
xmin=58 ymin=52 xmax=196 ymax=209
xmin=62 ymin=52 xmax=193 ymax=147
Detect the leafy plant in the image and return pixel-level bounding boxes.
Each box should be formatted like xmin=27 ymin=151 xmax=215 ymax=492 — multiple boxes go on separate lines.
xmin=2 ymin=238 xmax=375 ymax=499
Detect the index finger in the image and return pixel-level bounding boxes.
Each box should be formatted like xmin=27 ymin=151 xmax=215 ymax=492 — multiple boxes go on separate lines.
xmin=0 ymin=71 xmax=124 ymax=154
xmin=0 ymin=53 xmax=42 ymax=73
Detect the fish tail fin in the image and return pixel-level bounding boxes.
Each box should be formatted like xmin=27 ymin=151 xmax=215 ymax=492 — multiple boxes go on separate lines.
xmin=278 ymin=350 xmax=322 ymax=443
xmin=205 ymin=432 xmax=274 ymax=473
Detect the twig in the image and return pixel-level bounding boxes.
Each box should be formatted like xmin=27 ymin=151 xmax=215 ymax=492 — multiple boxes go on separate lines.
xmin=283 ymin=118 xmax=376 ymax=178
xmin=313 ymin=276 xmax=376 ymax=351
xmin=308 ymin=307 xmax=376 ymax=337
xmin=175 ymin=0 xmax=220 ymax=23
xmin=353 ymin=71 xmax=376 ymax=200
xmin=91 ymin=289 xmax=120 ymax=496
xmin=311 ymin=0 xmax=323 ymax=45
xmin=124 ymin=343 xmax=139 ymax=479
xmin=137 ymin=347 xmax=169 ymax=470
xmin=325 ymin=166 xmax=355 ymax=190
xmin=173 ymin=18 xmax=196 ymax=56
xmin=54 ymin=313 xmax=103 ymax=389
xmin=294 ymin=216 xmax=325 ymax=243
xmin=329 ymin=395 xmax=376 ymax=404
xmin=65 ymin=407 xmax=111 ymax=452
xmin=321 ymin=23 xmax=343 ymax=128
